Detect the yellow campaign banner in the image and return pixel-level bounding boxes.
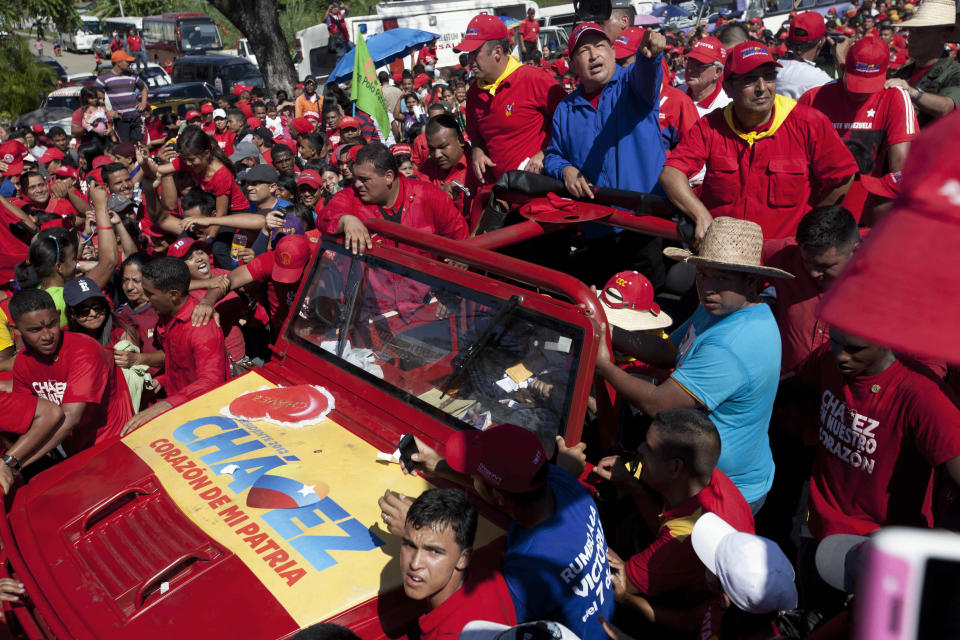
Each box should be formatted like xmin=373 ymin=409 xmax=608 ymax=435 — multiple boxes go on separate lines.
xmin=123 ymin=373 xmax=501 ymax=628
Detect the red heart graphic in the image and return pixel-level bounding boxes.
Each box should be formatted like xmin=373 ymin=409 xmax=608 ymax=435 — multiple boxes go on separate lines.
xmin=224 ymin=385 xmax=334 ymax=426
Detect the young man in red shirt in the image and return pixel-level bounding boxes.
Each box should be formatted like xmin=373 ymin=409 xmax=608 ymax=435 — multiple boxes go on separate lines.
xmin=10 ymin=289 xmax=134 ymax=455
xmin=457 ymin=14 xmax=566 ymax=182
xmin=123 ymin=258 xmax=230 ymax=433
xmin=421 ymin=115 xmax=473 ymax=222
xmin=596 ymin=408 xmax=754 ymax=633
xmin=661 ymin=41 xmax=859 ymax=243
xmin=401 ymin=489 xmax=516 ymax=640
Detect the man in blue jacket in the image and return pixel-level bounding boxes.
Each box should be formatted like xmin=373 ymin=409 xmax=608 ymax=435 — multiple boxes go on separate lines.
xmin=544 ymin=23 xmax=669 ymax=288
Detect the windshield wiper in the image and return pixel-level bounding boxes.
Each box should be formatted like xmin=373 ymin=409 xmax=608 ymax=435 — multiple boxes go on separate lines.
xmin=441 ymin=295 xmax=521 ymax=396
xmin=336 ymin=256 xmax=363 ymax=357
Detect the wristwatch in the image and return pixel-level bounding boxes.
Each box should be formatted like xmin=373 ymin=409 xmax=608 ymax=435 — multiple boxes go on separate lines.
xmin=912 ymin=87 xmax=925 ymax=102
xmin=2 ymin=454 xmax=22 ymax=475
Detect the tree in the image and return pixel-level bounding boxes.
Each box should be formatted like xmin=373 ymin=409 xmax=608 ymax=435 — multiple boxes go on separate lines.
xmin=0 ymin=37 xmax=58 ymax=121
xmin=205 ymin=0 xmax=298 ymax=95
xmin=0 ymin=0 xmax=77 ymax=32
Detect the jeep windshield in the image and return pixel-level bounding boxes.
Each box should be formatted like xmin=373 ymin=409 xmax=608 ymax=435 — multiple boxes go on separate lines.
xmin=287 ymin=241 xmax=585 ymax=443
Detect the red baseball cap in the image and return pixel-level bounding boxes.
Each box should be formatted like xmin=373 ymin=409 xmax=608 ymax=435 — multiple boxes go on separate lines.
xmin=445 ymin=424 xmax=547 ymax=493
xmin=686 ymin=36 xmax=726 ymax=65
xmin=598 ymin=270 xmax=673 ymax=331
xmin=390 ymin=143 xmax=413 ymax=157
xmin=54 ymin=165 xmax=78 ymax=180
xmin=818 ymin=109 xmax=960 ymax=363
xmin=92 ymin=154 xmax=113 ymax=169
xmin=749 ymin=17 xmax=763 ymax=24
xmin=305 ymin=111 xmax=322 ymax=123
xmin=339 ymin=116 xmax=360 ymax=130
xmin=859 ymin=171 xmax=903 ymax=199
xmin=200 ymin=102 xmax=214 ymax=114
xmin=567 ymin=22 xmax=610 ymax=57
xmin=613 ymin=27 xmax=645 ymax=59
xmin=272 ymin=235 xmax=311 ymax=283
xmin=36 ymin=147 xmax=64 ymax=164
xmin=31 ymin=123 xmax=44 ymax=134
xmin=844 ymin=37 xmax=889 ymax=94
xmin=454 ymin=14 xmax=509 ymax=52
xmin=0 ymin=141 xmax=28 ymax=177
xmin=297 ymin=169 xmax=322 ymax=189
xmin=788 ymin=11 xmax=826 ymax=41
xmin=274 ymin=136 xmax=297 ymax=155
xmin=233 ymin=84 xmax=253 ymax=97
xmin=414 ymin=73 xmax=432 ymax=89
xmin=889 ymin=48 xmax=908 ymax=69
xmin=167 ymin=237 xmax=211 ymax=259
xmin=185 ymin=109 xmax=202 ymax=121
xmin=723 ymin=41 xmax=781 ymax=80
xmin=291 ymin=117 xmax=314 ymax=135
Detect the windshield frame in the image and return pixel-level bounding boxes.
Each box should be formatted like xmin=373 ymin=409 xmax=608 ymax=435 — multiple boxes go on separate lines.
xmin=177 ymin=20 xmax=222 ymax=51
xmin=277 ymin=238 xmax=596 ymax=444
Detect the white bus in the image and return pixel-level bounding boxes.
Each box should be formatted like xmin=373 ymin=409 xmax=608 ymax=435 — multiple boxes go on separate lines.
xmin=61 ymin=15 xmax=102 ymax=53
xmin=103 ymin=16 xmax=143 ymax=39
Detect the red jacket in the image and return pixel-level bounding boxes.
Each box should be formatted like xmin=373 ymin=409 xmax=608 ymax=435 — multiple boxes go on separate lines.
xmin=154 ymin=297 xmax=231 ymax=407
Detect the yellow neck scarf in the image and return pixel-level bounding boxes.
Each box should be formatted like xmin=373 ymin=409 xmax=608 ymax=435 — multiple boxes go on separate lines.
xmin=478 ymin=56 xmax=523 ymax=96
xmin=723 ymin=94 xmax=797 ymax=146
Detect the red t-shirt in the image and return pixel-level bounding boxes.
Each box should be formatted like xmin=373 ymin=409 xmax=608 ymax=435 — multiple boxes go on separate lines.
xmin=624 ymin=468 xmax=754 ymax=599
xmin=659 ymin=84 xmax=700 ymax=153
xmin=213 ymin=129 xmax=236 ymax=156
xmin=190 ymin=267 xmax=247 ymax=361
xmin=418 ymin=562 xmax=518 ymax=640
xmin=421 ymin=152 xmax=473 ymax=220
xmin=798 ymin=81 xmax=918 ymax=176
xmin=665 ymin=102 xmax=859 ymax=240
xmin=173 ymin=158 xmax=247 ymax=212
xmin=127 ymin=35 xmax=142 ymax=51
xmin=0 ymin=391 xmax=39 ymax=436
xmin=245 ymin=251 xmax=302 ymax=337
xmin=519 ymin=17 xmax=540 ymax=43
xmin=13 ymin=331 xmax=133 ymax=455
xmin=465 ymin=65 xmax=566 ymax=181
xmin=153 ymin=297 xmax=230 ymax=407
xmin=802 ymin=349 xmax=960 ymax=539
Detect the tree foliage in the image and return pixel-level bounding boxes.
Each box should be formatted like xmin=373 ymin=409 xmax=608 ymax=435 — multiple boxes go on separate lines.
xmin=0 ymin=36 xmax=58 ymax=121
xmin=1 ymin=0 xmax=78 ymax=31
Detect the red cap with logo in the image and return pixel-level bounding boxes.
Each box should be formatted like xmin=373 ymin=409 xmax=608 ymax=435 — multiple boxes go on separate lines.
xmin=0 ymin=141 xmax=28 ymax=177
xmin=167 ymin=237 xmax=211 ymax=259
xmin=390 ymin=143 xmax=413 ymax=157
xmin=297 ymin=169 xmax=322 ymax=189
xmin=819 ymin=109 xmax=960 ymax=363
xmin=687 ymin=36 xmax=726 ymax=65
xmin=613 ymin=27 xmax=646 ymax=59
xmin=272 ymin=235 xmax=311 ymax=283
xmin=414 ymin=73 xmax=432 ymax=89
xmin=92 ymin=154 xmax=113 ymax=169
xmin=844 ymin=37 xmax=889 ymax=94
xmin=31 ymin=123 xmax=44 ymax=134
xmin=185 ymin=109 xmax=202 ymax=121
xmin=598 ymin=270 xmax=673 ymax=331
xmin=860 ymin=171 xmax=903 ymax=200
xmin=200 ymin=102 xmax=215 ymax=114
xmin=291 ymin=117 xmax=314 ymax=135
xmin=304 ymin=110 xmax=322 ymax=123
xmin=36 ymin=147 xmax=64 ymax=164
xmin=567 ymin=22 xmax=610 ymax=57
xmin=788 ymin=11 xmax=826 ymax=41
xmin=445 ymin=424 xmax=547 ymax=493
xmin=233 ymin=84 xmax=253 ymax=97
xmin=723 ymin=41 xmax=781 ymax=80
xmin=54 ymin=165 xmax=78 ymax=180
xmin=339 ymin=116 xmax=360 ymax=130
xmin=454 ymin=14 xmax=509 ymax=52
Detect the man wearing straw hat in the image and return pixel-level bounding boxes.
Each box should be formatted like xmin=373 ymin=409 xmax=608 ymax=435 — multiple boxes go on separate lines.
xmin=885 ymin=0 xmax=960 ymax=126
xmin=595 ymin=217 xmax=793 ymax=513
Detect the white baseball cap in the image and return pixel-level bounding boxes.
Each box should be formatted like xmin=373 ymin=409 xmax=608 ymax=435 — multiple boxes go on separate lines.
xmin=461 ymin=621 xmax=581 ymax=640
xmin=212 ymin=108 xmax=227 ymax=119
xmin=691 ymin=513 xmax=797 ymax=614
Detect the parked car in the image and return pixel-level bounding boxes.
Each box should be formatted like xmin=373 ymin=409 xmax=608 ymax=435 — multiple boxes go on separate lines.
xmin=92 ymin=36 xmax=112 ymax=59
xmin=14 ymin=86 xmax=112 ymax=133
xmin=0 ymin=202 xmax=682 ymax=638
xmin=64 ymin=72 xmax=98 ymax=85
xmin=171 ymin=54 xmax=264 ymax=95
xmin=96 ymin=62 xmax=173 ymax=89
xmin=36 ymin=56 xmax=67 ymax=82
xmin=147 ymin=81 xmax=217 ymax=103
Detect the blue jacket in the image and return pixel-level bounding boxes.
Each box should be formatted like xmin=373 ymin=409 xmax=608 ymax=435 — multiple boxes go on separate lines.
xmin=544 ymin=53 xmax=666 ymax=195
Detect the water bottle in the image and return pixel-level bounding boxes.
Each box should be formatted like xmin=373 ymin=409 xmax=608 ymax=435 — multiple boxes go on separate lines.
xmin=230 ymin=230 xmax=247 ymax=267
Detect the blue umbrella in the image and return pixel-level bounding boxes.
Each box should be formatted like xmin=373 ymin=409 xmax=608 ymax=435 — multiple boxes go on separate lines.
xmin=329 ymin=28 xmax=441 ymax=83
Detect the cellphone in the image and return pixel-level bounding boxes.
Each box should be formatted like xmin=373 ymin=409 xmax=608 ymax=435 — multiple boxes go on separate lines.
xmin=854 ymin=528 xmax=960 ymax=640
xmin=449 ymin=180 xmax=471 ymax=197
xmin=397 ymin=433 xmax=419 ymax=473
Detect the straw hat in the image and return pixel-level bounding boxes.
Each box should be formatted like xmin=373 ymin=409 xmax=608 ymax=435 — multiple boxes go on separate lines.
xmin=663 ymin=217 xmax=794 ymax=279
xmin=900 ymin=0 xmax=957 ymax=27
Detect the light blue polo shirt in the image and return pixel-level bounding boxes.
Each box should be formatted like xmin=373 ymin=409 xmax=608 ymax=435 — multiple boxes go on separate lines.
xmin=669 ymin=303 xmax=781 ymax=503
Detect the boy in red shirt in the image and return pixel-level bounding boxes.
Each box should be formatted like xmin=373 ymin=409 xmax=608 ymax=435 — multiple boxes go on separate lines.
xmin=400 ymin=489 xmax=517 ymax=640
xmin=10 ymin=289 xmax=133 ymax=456
xmin=123 ymin=258 xmax=230 ymax=433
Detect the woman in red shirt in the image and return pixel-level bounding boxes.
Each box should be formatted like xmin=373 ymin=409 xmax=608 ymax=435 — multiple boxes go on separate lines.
xmin=165 ymin=125 xmax=248 ymax=217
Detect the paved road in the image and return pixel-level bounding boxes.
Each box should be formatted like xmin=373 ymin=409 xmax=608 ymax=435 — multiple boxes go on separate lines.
xmin=23 ymin=34 xmax=98 ymax=75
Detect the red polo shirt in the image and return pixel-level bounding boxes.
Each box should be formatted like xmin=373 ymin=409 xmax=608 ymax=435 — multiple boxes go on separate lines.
xmin=213 ymin=129 xmax=235 ymax=156
xmin=665 ymin=101 xmax=858 ymax=240
xmin=800 ymin=349 xmax=960 ymax=539
xmin=465 ymin=65 xmax=566 ymax=181
xmin=153 ymin=297 xmax=230 ymax=407
xmin=519 ymin=17 xmax=540 ymax=43
xmin=13 ymin=331 xmax=133 ymax=454
xmin=418 ymin=562 xmax=518 ymax=640
xmin=798 ymin=81 xmax=918 ymax=177
xmin=624 ymin=468 xmax=754 ymax=599
xmin=412 ymin=133 xmax=429 ymax=169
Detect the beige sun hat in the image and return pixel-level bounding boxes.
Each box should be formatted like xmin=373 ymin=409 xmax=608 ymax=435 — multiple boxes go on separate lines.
xmin=663 ymin=217 xmax=795 ymax=279
xmin=900 ymin=0 xmax=957 ymax=27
